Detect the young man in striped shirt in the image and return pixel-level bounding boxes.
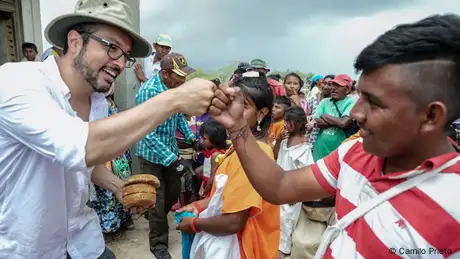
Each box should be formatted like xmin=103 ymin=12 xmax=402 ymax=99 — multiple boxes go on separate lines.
xmin=210 ymin=14 xmax=460 ymax=258
xmin=135 ymin=52 xmax=197 ymax=259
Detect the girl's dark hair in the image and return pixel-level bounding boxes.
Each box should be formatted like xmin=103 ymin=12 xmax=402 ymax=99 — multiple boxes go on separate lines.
xmin=274 ymin=96 xmax=291 ymax=109
xmin=199 ymin=119 xmax=228 ymax=150
xmin=284 ymin=73 xmax=304 ymax=93
xmin=63 ymin=23 xmax=100 ymax=55
xmin=284 ymin=106 xmax=308 ymax=135
xmin=231 ymin=73 xmax=273 ymax=139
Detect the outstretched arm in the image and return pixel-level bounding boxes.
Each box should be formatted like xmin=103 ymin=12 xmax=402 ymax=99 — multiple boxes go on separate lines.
xmin=209 ymin=84 xmax=332 ymax=205
xmin=229 ymin=126 xmax=330 ymax=204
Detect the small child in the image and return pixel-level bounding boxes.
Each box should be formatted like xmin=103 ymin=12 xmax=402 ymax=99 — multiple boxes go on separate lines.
xmin=194 ymin=119 xmax=227 ymax=198
xmin=276 ymin=106 xmax=314 ymax=259
xmin=268 ymin=96 xmax=291 ymax=149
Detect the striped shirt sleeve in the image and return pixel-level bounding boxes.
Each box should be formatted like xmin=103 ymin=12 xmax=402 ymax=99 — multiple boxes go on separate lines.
xmin=311 ymin=149 xmax=340 ymax=195
xmin=311 ymin=139 xmax=358 ymax=194
xmin=177 ymin=113 xmax=195 ymax=143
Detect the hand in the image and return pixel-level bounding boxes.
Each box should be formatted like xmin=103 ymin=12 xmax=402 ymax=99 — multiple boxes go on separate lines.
xmin=306 ymin=121 xmax=316 ymax=132
xmin=281 ymin=130 xmax=289 ymax=139
xmin=192 ymin=139 xmax=201 ymax=151
xmin=176 ymin=216 xmax=195 ymax=234
xmin=133 ymin=63 xmax=147 ymax=82
xmin=170 ymin=157 xmax=188 ymax=176
xmin=118 ymin=182 xmax=155 ymax=214
xmin=192 ymin=151 xmax=198 ymax=162
xmin=173 ymin=78 xmax=217 ymax=116
xmin=209 ymin=83 xmax=246 ymax=130
xmin=289 ymin=94 xmax=301 ymax=106
xmin=176 ymin=203 xmax=199 ymax=216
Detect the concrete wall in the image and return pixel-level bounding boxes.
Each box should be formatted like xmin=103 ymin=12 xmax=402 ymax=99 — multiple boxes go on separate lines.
xmin=20 ymin=0 xmax=42 ymax=55
xmin=114 ymin=0 xmax=143 ymax=174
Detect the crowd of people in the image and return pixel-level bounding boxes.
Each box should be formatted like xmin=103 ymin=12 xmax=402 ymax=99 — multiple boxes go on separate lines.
xmin=1 ymin=0 xmax=460 ymax=259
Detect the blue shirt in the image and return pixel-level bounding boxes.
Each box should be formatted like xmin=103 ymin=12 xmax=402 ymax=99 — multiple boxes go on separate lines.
xmin=135 ymin=73 xmax=195 ymax=166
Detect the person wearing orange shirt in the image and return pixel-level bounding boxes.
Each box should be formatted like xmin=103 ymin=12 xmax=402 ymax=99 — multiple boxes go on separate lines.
xmin=269 ymin=96 xmax=291 ymax=149
xmin=176 ymin=73 xmax=280 ymax=259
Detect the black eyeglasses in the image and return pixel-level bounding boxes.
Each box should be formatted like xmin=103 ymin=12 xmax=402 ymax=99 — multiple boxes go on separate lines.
xmin=84 ymin=33 xmax=136 ymax=68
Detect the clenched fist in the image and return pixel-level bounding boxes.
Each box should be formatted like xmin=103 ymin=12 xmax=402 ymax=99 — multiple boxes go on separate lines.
xmin=173 ymin=78 xmax=217 ymax=116
xmin=208 ymin=83 xmax=246 ymax=131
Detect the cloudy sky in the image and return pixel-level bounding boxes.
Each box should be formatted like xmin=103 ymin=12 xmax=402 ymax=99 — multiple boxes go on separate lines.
xmin=39 ymin=0 xmax=459 ymax=77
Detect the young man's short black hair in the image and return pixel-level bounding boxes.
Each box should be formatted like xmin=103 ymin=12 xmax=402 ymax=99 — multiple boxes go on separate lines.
xmin=22 ymin=42 xmax=38 ymax=53
xmin=354 ymin=14 xmax=460 ymax=125
xmin=274 ymin=96 xmax=291 ymax=109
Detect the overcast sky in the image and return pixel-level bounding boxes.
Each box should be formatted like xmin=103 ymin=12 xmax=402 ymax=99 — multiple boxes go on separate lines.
xmin=39 ymin=0 xmax=459 ymax=77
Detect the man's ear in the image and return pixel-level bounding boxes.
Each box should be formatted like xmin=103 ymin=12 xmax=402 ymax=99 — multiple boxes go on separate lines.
xmin=419 ymin=101 xmax=448 ymax=135
xmin=160 ymin=70 xmax=168 ymax=79
xmin=66 ymin=30 xmax=84 ymax=55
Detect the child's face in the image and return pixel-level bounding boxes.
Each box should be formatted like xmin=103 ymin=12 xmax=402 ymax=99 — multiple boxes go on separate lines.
xmin=272 ymin=103 xmax=285 ymax=121
xmin=201 ymin=135 xmax=213 ymax=149
xmin=284 ymin=121 xmax=296 ymax=134
xmin=284 ymin=76 xmax=301 ymax=96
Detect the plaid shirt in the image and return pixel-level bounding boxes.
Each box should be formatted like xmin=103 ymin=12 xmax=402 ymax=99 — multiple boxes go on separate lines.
xmin=135 ymin=73 xmax=195 ymax=166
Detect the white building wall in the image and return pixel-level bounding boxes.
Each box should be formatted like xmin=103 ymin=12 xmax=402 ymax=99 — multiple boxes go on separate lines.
xmin=114 ymin=0 xmax=143 ymax=173
xmin=21 ymin=0 xmax=43 ymax=54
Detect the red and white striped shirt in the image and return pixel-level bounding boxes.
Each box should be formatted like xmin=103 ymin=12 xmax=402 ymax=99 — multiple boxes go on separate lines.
xmin=311 ymin=138 xmax=460 ymax=259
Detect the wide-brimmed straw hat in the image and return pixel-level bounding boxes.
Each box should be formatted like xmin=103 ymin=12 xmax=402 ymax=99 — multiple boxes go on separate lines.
xmin=44 ymin=0 xmax=151 ymax=58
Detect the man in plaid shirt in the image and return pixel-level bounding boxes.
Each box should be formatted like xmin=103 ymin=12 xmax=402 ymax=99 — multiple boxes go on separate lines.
xmin=135 ymin=52 xmax=197 ymax=259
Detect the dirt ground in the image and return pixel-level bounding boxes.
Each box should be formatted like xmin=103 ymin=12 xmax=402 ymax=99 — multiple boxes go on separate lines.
xmin=106 ymin=213 xmax=182 ymax=259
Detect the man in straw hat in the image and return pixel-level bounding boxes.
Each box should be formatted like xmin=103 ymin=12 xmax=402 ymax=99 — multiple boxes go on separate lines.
xmin=0 ymin=0 xmax=215 ymax=258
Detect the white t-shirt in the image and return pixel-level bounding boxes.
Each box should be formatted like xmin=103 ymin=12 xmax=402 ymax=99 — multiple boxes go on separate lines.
xmin=0 ymin=57 xmax=108 ymax=259
xmin=142 ymin=52 xmax=161 ymax=80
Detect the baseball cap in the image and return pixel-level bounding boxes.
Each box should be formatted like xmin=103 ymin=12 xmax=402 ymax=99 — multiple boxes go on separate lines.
xmin=332 ymin=74 xmax=353 ymax=87
xmin=44 ymin=0 xmax=151 ymax=58
xmin=250 ymin=59 xmax=270 ymax=71
xmin=161 ymin=53 xmax=195 ymax=77
xmin=311 ymin=74 xmax=323 ymax=84
xmin=155 ymin=34 xmax=172 ymax=48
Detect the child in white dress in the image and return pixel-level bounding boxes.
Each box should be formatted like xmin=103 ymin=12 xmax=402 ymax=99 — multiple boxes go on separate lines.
xmin=275 ymin=106 xmax=314 ymax=259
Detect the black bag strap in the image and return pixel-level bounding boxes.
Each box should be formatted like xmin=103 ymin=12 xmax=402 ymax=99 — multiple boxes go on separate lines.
xmin=333 ymin=100 xmax=344 ymax=117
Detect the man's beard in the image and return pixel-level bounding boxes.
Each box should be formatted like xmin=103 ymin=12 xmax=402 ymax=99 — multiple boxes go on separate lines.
xmin=73 ymin=45 xmax=110 ymax=93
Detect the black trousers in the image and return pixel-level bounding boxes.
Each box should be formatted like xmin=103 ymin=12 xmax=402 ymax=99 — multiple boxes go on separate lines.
xmin=139 ymin=157 xmax=182 ymax=252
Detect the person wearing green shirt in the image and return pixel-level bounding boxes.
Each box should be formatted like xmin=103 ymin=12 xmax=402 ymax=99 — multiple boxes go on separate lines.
xmin=313 ymin=74 xmax=357 ymax=161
